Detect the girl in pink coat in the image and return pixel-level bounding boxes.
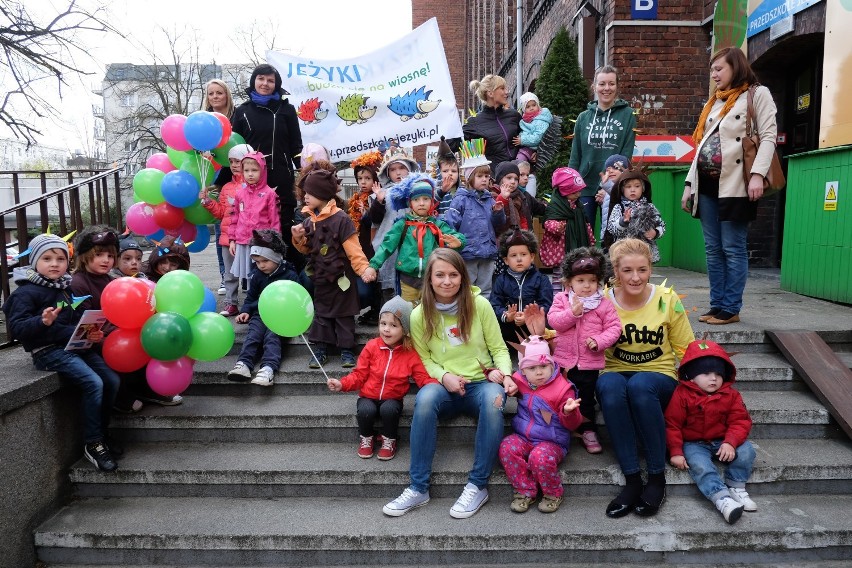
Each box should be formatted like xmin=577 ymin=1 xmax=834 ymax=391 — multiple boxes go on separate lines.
xmin=548 ymin=247 xmax=622 ymax=454
xmin=228 ymin=151 xmax=281 ymax=284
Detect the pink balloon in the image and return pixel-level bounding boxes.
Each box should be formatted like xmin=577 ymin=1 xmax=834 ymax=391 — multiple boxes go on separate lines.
xmin=125 ymin=202 xmax=160 ymax=235
xmin=142 ymin=279 xmax=157 ymax=291
xmin=161 ymin=115 xmax=191 ymax=151
xmin=176 ymin=220 xmax=198 ymax=242
xmin=146 ymin=357 xmax=194 ymax=396
xmin=146 ymin=152 xmax=177 ymax=173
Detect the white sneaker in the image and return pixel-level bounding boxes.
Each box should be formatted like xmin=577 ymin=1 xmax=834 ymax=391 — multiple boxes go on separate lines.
xmin=217 ymin=281 xmax=226 ymax=295
xmin=227 ymin=361 xmax=251 ymax=382
xmin=728 ymin=486 xmax=757 ymax=512
xmin=715 ymin=495 xmax=745 ymax=524
xmin=382 ymin=487 xmax=430 ymax=517
xmin=251 ymin=366 xmax=274 ymax=386
xmin=450 ymin=482 xmax=489 ymax=519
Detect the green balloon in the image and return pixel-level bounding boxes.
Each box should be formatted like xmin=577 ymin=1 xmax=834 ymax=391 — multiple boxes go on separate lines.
xmin=132 ymin=168 xmax=165 ymax=205
xmin=180 ymin=155 xmax=215 ymax=188
xmin=154 ymin=269 xmax=204 ymax=317
xmin=140 ymin=312 xmax=192 ymax=361
xmin=183 ymin=199 xmax=216 ymax=225
xmin=167 ymin=146 xmax=194 ymax=169
xmin=258 ymin=280 xmax=314 ymax=337
xmin=187 ymin=312 xmax=235 ymax=361
xmin=211 ymin=132 xmax=247 ymax=167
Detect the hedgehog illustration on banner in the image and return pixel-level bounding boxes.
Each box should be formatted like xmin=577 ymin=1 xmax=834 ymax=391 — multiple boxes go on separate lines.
xmin=336 ymin=93 xmax=378 ymax=126
xmin=388 ymin=86 xmax=441 ymax=121
xmin=297 ymin=98 xmax=329 ymax=125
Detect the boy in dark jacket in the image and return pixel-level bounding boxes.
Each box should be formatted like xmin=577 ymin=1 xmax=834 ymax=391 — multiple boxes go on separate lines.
xmin=490 ymin=228 xmax=553 ymax=343
xmin=2 ymin=234 xmax=120 ymax=472
xmin=665 ymin=340 xmax=757 ymax=524
xmin=228 ymin=230 xmax=299 ymax=387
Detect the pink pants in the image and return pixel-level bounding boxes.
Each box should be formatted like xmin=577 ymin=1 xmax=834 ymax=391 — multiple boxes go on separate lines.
xmin=499 ymin=433 xmax=566 ymax=498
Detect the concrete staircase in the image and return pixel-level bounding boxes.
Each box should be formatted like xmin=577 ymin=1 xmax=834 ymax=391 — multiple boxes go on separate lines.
xmin=35 ymin=326 xmax=852 ymax=566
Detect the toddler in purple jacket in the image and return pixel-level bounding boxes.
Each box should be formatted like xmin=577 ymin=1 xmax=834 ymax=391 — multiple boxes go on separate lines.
xmin=499 ymin=336 xmax=582 ymax=514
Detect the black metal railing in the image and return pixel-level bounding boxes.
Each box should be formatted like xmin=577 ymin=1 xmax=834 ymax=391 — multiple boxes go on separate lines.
xmin=0 ymin=168 xmax=123 ymax=344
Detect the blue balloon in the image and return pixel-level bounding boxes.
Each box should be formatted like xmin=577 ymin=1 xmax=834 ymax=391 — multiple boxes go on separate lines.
xmin=184 ymin=111 xmax=223 ymax=152
xmin=145 ymin=229 xmax=166 ymax=241
xmin=161 ymin=170 xmax=200 ymax=208
xmin=187 ymin=224 xmax=210 ymax=253
xmin=197 ymin=287 xmax=217 ymax=313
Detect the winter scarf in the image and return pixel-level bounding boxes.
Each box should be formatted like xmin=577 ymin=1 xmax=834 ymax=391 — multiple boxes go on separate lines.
xmin=692 ymin=83 xmax=750 ymax=144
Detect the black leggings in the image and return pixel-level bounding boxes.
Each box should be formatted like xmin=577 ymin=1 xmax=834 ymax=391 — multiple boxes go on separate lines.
xmin=564 ymin=367 xmax=600 ymax=433
xmin=356 ymin=397 xmax=403 ymax=439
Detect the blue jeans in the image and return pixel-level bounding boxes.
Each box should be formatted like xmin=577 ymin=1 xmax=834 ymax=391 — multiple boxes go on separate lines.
xmin=596 ymin=371 xmax=677 ymax=475
xmin=238 ymin=315 xmax=282 ymax=370
xmin=683 ymin=440 xmax=756 ymax=501
xmin=698 ymin=193 xmax=749 ymax=314
xmin=408 ymin=381 xmax=506 ymax=493
xmin=356 ymin=277 xmax=381 ymax=314
xmin=214 ymin=223 xmax=225 ymax=277
xmin=33 ymin=347 xmax=120 ymax=444
xmin=579 ymin=195 xmax=598 ymax=230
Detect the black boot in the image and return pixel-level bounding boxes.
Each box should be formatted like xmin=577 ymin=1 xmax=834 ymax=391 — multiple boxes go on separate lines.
xmin=635 ymin=472 xmax=666 ymax=517
xmin=606 ymin=472 xmax=643 ymax=518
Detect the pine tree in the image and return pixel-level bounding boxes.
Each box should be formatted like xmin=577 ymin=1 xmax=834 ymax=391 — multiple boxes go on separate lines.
xmin=534 ymin=27 xmax=590 ymax=200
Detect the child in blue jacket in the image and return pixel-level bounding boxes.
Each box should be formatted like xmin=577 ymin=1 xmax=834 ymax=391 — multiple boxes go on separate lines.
xmin=513 ymin=92 xmax=553 ymax=166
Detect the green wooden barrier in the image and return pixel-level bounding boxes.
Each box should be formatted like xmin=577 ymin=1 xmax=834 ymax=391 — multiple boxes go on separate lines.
xmin=646 ymin=166 xmax=706 ymax=270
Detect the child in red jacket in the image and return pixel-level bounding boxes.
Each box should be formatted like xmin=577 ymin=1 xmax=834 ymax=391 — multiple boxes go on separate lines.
xmin=327 ymin=296 xmax=438 ymax=461
xmin=665 ymin=340 xmax=756 ymax=525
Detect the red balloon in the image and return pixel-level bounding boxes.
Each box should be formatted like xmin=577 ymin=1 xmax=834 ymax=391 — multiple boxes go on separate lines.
xmin=176 ymin=220 xmax=198 ymax=242
xmin=103 ymin=328 xmax=151 ymax=372
xmin=153 ymin=202 xmax=185 ymax=230
xmin=101 ymin=277 xmax=156 ymax=329
xmin=212 ymin=112 xmax=232 ymax=148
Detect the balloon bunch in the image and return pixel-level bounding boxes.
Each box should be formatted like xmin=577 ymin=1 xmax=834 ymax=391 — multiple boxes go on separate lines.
xmin=126 ymin=111 xmax=246 ymax=253
xmin=100 ymin=271 xmax=235 ymax=397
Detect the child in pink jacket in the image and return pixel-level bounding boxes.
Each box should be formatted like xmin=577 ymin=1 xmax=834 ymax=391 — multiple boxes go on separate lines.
xmin=227 ymin=151 xmax=281 ymax=287
xmin=548 ymin=246 xmax=622 ymax=454
xmin=200 ymin=143 xmax=254 ymax=316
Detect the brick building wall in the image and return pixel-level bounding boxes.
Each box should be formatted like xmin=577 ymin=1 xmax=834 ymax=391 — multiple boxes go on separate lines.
xmin=412 ymin=1 xmax=468 ymax=117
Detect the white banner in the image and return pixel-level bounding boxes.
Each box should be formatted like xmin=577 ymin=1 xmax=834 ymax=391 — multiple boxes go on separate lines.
xmin=267 ymin=18 xmax=462 ymax=163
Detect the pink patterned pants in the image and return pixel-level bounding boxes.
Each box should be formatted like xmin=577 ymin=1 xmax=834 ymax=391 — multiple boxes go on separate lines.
xmin=499 ymin=433 xmax=566 ymax=498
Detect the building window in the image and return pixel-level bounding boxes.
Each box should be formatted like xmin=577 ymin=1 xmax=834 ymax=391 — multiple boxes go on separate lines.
xmin=121 ymin=95 xmax=134 ymax=107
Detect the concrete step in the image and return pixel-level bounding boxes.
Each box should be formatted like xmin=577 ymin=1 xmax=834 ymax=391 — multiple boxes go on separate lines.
xmin=34 ymin=494 xmax=852 ymax=566
xmin=68 ymin=438 xmax=852 ymax=499
xmin=110 ymin=391 xmax=836 ymax=444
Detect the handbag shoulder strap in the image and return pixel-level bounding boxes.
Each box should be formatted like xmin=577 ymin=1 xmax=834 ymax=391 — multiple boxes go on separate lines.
xmin=745 ymin=86 xmax=757 ymax=137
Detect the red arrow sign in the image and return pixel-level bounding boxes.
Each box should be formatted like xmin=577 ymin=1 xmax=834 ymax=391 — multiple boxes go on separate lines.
xmin=634 ymin=135 xmax=696 ymax=163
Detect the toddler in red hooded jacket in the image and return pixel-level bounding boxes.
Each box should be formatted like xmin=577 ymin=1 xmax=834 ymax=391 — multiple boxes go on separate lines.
xmin=665 ymin=340 xmax=756 ymax=525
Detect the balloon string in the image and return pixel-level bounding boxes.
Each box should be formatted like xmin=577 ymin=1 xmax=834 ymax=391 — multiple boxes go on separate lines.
xmin=301 ymin=333 xmax=331 ymax=382
xmin=196 ymin=152 xmax=209 ymax=188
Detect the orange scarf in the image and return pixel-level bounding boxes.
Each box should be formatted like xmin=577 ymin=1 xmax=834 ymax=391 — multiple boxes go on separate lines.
xmin=692 ymin=83 xmax=750 ymax=144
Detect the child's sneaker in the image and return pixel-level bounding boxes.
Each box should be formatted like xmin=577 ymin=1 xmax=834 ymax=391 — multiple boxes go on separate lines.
xmin=251 ymin=366 xmax=274 ymax=387
xmin=715 ymin=495 xmax=745 ymax=524
xmin=728 ymin=486 xmax=757 ymax=512
xmin=383 ymin=487 xmax=430 ymax=517
xmin=113 ymin=399 xmax=143 ymax=414
xmin=219 ymin=304 xmax=238 ymax=317
xmin=227 ymin=361 xmax=252 ymax=381
xmin=449 ymin=482 xmax=489 ymax=519
xmin=217 ymin=280 xmax=226 ymax=295
xmin=538 ymin=494 xmax=563 ymax=513
xmin=308 ymin=350 xmax=328 ymax=369
xmin=510 ymin=493 xmax=536 ymax=513
xmin=84 ymin=441 xmax=117 ymax=472
xmin=358 ymin=435 xmax=374 ymax=459
xmin=580 ymin=430 xmax=603 ymax=454
xmin=340 ymin=349 xmax=357 ymax=368
xmin=139 ymin=393 xmax=183 ymax=406
xmin=377 ymin=436 xmax=397 ymax=460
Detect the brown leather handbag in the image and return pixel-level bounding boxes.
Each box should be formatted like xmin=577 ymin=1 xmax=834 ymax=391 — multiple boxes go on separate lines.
xmin=742 ymin=86 xmax=786 ymax=196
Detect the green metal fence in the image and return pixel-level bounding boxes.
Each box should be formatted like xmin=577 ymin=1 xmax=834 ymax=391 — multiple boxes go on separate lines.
xmin=646 ymin=166 xmax=706 ymax=270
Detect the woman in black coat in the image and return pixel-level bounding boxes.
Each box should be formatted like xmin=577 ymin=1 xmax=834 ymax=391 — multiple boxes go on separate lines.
xmin=462 ymin=74 xmax=521 ymax=174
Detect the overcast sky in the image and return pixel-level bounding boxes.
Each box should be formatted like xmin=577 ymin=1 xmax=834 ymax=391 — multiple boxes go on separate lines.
xmin=26 ymin=0 xmax=413 ymax=153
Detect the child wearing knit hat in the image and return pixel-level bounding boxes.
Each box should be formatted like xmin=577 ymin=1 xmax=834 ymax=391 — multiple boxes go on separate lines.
xmin=665 ymin=339 xmax=756 ymax=524
xmin=498 ymin=335 xmax=583 ymax=514
xmin=2 ymin=233 xmax=121 ymax=472
xmin=363 ymin=174 xmax=466 ymax=302
xmin=291 ymin=164 xmax=372 ymax=369
xmin=595 ymin=154 xmax=630 ymax=242
xmin=512 ymin=92 xmax=553 ymax=166
xmin=327 ymin=296 xmax=439 ymax=461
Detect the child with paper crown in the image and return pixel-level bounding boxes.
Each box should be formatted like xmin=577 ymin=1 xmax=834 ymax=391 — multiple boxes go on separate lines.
xmin=363 ymin=175 xmax=466 ymax=302
xmin=2 ymin=234 xmax=121 ymax=472
xmin=498 ymin=335 xmax=583 ymax=514
xmin=443 ymin=138 xmax=506 ymax=299
xmin=666 ymin=339 xmax=757 ymax=524
xmin=291 ymin=165 xmax=371 ymax=369
xmin=369 ymin=142 xmax=420 ymax=302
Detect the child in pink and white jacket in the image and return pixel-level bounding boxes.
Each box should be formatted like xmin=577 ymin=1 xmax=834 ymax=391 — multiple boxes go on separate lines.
xmin=499 ymin=336 xmax=583 ymax=514
xmin=227 ymin=151 xmax=281 ymax=288
xmin=200 ymin=143 xmax=254 ymax=316
xmin=548 ymin=247 xmax=622 ymax=454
